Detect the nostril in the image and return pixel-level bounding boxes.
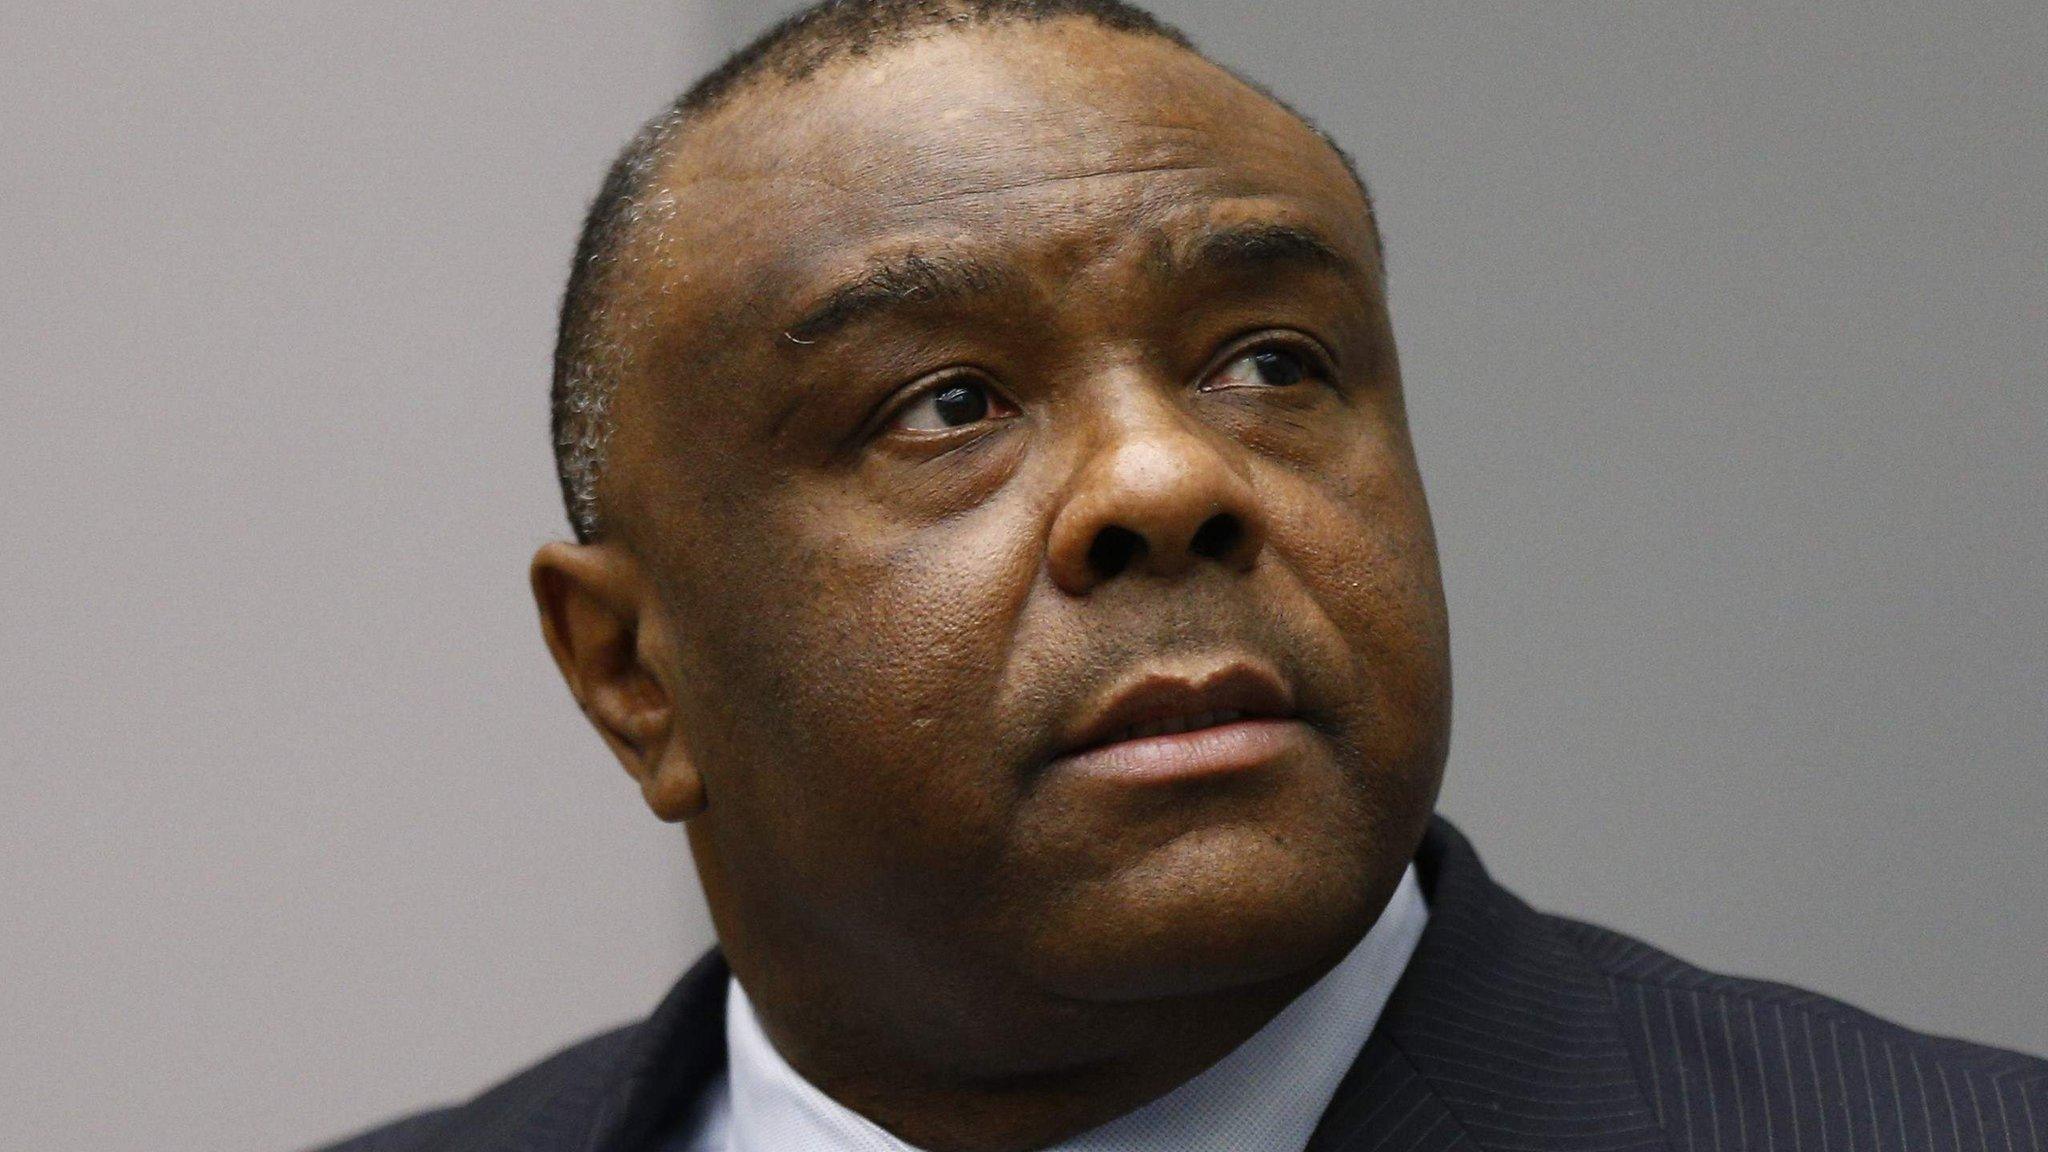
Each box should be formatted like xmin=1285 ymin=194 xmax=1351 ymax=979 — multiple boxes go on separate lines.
xmin=1189 ymin=512 xmax=1243 ymax=560
xmin=1087 ymin=525 xmax=1146 ymax=579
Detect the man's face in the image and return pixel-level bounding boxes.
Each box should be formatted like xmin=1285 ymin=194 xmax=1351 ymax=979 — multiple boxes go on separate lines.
xmin=597 ymin=21 xmax=1449 ymax=1012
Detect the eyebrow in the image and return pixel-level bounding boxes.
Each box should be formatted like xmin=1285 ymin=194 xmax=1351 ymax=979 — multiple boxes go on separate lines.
xmin=1152 ymin=221 xmax=1373 ymax=293
xmin=775 ymin=222 xmax=1369 ymax=350
xmin=781 ymin=251 xmax=1010 ymax=345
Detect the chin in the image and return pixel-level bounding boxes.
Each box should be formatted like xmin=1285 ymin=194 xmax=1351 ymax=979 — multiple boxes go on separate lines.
xmin=1018 ymin=822 xmax=1391 ymax=1003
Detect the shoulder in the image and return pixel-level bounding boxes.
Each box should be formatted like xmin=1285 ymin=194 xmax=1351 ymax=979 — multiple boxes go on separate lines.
xmin=307 ymin=1022 xmax=644 ymax=1152
xmin=305 ymin=948 xmax=731 ymax=1152
xmin=1547 ymin=910 xmax=2047 ymax=1148
xmin=1373 ymin=816 xmax=2046 ymax=1151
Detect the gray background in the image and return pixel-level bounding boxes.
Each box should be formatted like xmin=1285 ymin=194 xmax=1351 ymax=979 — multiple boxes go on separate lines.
xmin=3 ymin=3 xmax=2040 ymax=1150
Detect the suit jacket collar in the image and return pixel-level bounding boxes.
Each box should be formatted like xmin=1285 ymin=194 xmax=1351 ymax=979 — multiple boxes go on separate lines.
xmin=1304 ymin=818 xmax=1666 ymax=1152
xmin=583 ymin=816 xmax=1669 ymax=1152
xmin=582 ymin=939 xmax=731 ymax=1152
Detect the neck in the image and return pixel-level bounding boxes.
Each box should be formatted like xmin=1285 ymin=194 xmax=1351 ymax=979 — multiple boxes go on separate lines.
xmin=738 ymin=950 xmax=1342 ymax=1152
xmin=686 ymin=820 xmax=1403 ymax=1152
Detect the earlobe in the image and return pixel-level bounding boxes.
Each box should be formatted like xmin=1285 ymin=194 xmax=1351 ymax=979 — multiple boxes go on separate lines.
xmin=529 ymin=540 xmax=705 ymax=821
xmin=642 ymin=745 xmax=708 ymax=822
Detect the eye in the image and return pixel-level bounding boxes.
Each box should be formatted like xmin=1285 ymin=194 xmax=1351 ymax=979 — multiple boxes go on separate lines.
xmin=1202 ymin=344 xmax=1325 ymax=391
xmin=888 ymin=378 xmax=1017 ymax=433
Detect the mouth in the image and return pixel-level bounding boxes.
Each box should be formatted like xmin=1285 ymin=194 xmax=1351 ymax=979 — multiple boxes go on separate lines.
xmin=1103 ymin=708 xmax=1258 ymax=743
xmin=1051 ymin=661 xmax=1306 ymax=783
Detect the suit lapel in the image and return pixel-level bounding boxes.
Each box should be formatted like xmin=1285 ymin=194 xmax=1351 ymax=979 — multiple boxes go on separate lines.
xmin=1306 ymin=817 xmax=1670 ymax=1152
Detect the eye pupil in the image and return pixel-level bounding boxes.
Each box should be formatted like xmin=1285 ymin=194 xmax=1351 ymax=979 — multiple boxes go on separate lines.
xmin=1251 ymin=349 xmax=1305 ymax=387
xmin=933 ymin=383 xmax=989 ymax=426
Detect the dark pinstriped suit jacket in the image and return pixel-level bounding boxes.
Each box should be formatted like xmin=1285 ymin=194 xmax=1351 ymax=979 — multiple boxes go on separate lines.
xmin=320 ymin=817 xmax=2046 ymax=1152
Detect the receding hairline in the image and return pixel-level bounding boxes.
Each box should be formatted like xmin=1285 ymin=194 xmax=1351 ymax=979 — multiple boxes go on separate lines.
xmin=638 ymin=18 xmax=1381 ymax=246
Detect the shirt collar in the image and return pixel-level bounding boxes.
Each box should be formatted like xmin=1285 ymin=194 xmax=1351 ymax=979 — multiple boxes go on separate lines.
xmin=715 ymin=862 xmax=1428 ymax=1152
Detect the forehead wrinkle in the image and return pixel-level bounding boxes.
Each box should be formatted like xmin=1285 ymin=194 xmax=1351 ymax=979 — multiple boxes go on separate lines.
xmin=880 ymin=159 xmax=1221 ymax=211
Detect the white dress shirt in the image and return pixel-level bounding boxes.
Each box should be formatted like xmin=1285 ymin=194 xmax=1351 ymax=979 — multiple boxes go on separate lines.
xmin=668 ymin=863 xmax=1427 ymax=1152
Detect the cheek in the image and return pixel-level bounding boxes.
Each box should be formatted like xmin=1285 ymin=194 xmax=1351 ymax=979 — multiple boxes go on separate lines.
xmin=687 ymin=493 xmax=1043 ymax=902
xmin=1270 ymin=428 xmax=1451 ymax=749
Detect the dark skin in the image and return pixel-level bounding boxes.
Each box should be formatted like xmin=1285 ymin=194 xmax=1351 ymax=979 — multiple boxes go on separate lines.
xmin=531 ymin=19 xmax=1451 ymax=1152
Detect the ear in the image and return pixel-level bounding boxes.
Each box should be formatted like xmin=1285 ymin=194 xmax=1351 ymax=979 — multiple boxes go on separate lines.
xmin=529 ymin=540 xmax=706 ymax=822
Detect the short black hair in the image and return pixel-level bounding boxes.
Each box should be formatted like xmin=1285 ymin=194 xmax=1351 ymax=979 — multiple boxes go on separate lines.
xmin=551 ymin=0 xmax=1378 ymax=542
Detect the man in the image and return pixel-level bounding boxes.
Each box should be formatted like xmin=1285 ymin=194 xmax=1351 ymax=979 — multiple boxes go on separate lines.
xmin=319 ymin=2 xmax=2045 ymax=1150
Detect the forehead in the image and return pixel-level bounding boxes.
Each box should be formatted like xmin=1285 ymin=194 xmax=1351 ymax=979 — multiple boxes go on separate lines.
xmin=635 ymin=20 xmax=1375 ymax=323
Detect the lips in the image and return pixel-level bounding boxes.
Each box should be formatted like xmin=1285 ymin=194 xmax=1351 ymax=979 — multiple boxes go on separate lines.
xmin=1110 ymin=708 xmax=1251 ymax=742
xmin=1057 ymin=662 xmax=1297 ymax=759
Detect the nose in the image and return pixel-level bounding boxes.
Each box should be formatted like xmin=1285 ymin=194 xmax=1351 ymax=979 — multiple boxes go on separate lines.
xmin=1045 ymin=398 xmax=1269 ymax=596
